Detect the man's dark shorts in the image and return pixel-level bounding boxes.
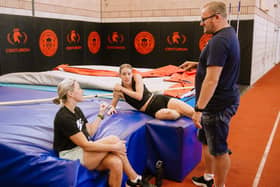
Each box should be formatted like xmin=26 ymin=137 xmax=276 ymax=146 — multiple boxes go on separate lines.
xmin=197 ymin=104 xmax=239 ymax=156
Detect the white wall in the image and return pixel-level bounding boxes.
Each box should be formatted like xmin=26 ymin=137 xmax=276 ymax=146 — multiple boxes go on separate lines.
xmin=251 ymin=14 xmax=280 ymax=84
xmin=0 ymin=0 xmax=101 ymax=22
xmin=251 ymin=0 xmax=280 ymax=84
xmin=100 ymin=0 xmax=255 ymax=22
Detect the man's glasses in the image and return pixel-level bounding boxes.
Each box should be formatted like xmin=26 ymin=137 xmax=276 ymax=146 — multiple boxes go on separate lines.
xmin=201 ymin=13 xmax=218 ymax=23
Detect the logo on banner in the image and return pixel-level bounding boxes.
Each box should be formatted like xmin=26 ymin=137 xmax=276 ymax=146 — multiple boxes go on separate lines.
xmin=107 ymin=32 xmax=125 ymax=50
xmin=199 ymin=33 xmax=212 ymax=51
xmin=66 ymin=30 xmax=82 ymax=50
xmin=88 ymin=31 xmax=101 ymax=54
xmin=134 ymin=31 xmax=155 ymax=55
xmin=5 ymin=28 xmax=31 ymax=53
xmin=39 ymin=29 xmax=58 ymax=57
xmin=165 ymin=32 xmax=188 ymax=52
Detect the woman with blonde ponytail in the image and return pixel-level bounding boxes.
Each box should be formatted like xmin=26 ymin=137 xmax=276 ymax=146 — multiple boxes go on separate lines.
xmin=53 ymin=79 xmax=153 ymax=187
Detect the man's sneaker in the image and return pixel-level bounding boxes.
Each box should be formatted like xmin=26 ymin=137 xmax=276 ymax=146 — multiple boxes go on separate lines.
xmin=192 ymin=176 xmax=214 ymax=187
xmin=126 ymin=179 xmax=156 ymax=187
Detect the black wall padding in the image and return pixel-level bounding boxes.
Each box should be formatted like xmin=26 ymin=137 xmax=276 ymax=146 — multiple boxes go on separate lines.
xmin=62 ymin=20 xmax=84 ymax=66
xmin=233 ymin=20 xmax=253 ymax=85
xmin=0 ymin=14 xmax=253 ymax=84
xmin=159 ymin=22 xmax=202 ymax=66
xmin=32 ymin=17 xmax=63 ymax=71
xmin=101 ymin=23 xmax=131 ymax=66
xmin=83 ymin=21 xmax=102 ymax=65
xmin=129 ymin=22 xmax=161 ymax=68
xmin=0 ymin=14 xmax=35 ymax=73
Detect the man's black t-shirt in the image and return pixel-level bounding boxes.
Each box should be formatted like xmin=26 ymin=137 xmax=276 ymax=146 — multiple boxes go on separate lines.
xmin=196 ymin=27 xmax=240 ymax=111
xmin=53 ymin=106 xmax=90 ymax=153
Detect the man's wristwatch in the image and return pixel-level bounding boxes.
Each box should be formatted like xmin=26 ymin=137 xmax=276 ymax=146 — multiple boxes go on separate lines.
xmin=194 ymin=105 xmax=205 ymax=112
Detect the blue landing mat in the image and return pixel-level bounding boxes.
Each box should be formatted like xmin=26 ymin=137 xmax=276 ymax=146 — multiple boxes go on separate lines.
xmin=0 ymin=86 xmax=201 ymax=186
xmin=0 ymin=86 xmax=57 ymax=101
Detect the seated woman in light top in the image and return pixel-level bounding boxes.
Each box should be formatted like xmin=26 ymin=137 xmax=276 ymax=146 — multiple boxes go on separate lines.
xmin=53 ymin=79 xmax=154 ymax=187
xmin=108 ymin=64 xmax=194 ymax=120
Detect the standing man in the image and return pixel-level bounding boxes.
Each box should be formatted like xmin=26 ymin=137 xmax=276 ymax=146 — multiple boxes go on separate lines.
xmin=180 ymin=1 xmax=240 ymax=187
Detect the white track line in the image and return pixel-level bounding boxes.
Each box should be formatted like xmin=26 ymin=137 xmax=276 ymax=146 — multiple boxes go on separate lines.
xmin=252 ymin=111 xmax=280 ymax=187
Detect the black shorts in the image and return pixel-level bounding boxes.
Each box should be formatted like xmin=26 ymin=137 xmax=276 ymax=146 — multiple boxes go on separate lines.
xmin=145 ymin=95 xmax=171 ymax=117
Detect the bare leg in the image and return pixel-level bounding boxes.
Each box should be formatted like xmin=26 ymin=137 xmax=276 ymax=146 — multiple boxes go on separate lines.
xmin=167 ymin=98 xmax=194 ymax=118
xmin=83 ymin=135 xmax=121 ymax=169
xmin=116 ymin=153 xmax=138 ymax=181
xmin=214 ymin=153 xmax=230 ymax=187
xmin=97 ymin=135 xmax=139 ymax=180
xmin=84 ymin=135 xmax=140 ymax=185
xmin=203 ymin=145 xmax=215 ymax=174
xmin=95 ymin=135 xmax=121 ymax=144
xmin=96 ymin=154 xmax=123 ymax=187
xmin=83 ymin=151 xmax=108 ymax=170
xmin=155 ymin=108 xmax=180 ymax=120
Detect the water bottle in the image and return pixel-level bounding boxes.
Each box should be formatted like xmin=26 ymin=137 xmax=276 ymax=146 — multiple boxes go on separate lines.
xmin=155 ymin=160 xmax=163 ymax=187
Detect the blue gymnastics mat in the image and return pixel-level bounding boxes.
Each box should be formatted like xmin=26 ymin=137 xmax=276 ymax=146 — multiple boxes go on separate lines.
xmin=0 ymin=86 xmax=201 ymax=186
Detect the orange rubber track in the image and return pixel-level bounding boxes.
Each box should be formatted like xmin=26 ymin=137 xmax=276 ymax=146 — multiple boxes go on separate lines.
xmin=161 ymin=64 xmax=280 ymax=187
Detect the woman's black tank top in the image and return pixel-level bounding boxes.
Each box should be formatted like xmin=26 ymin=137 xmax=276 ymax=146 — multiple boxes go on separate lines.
xmin=123 ymin=78 xmax=152 ymax=109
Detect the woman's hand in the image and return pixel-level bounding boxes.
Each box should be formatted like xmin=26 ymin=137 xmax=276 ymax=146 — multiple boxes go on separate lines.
xmin=107 ymin=105 xmax=117 ymax=115
xmin=99 ymin=102 xmax=109 ymax=115
xmin=113 ymin=140 xmax=127 ymax=155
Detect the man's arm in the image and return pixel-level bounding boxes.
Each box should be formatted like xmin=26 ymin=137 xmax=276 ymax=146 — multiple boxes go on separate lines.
xmin=192 ymin=66 xmax=223 ymax=128
xmin=179 ymin=61 xmax=199 ymax=71
xmin=196 ymin=66 xmax=222 ymax=109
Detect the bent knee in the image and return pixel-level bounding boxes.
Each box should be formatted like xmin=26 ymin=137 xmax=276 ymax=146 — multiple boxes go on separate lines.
xmin=155 ymin=109 xmax=180 ymax=120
